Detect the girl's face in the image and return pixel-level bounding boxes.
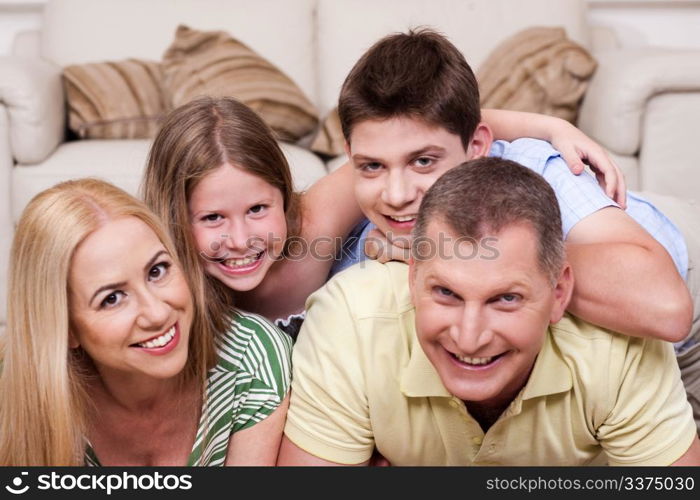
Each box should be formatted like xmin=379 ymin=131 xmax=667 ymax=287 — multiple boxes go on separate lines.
xmin=69 ymin=217 xmax=194 ymax=383
xmin=188 ymin=164 xmax=287 ymax=292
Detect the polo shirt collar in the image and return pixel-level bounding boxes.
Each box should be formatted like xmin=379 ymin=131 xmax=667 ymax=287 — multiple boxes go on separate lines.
xmin=520 ymin=329 xmax=572 ymax=400
xmin=401 ymin=332 xmax=451 ymax=398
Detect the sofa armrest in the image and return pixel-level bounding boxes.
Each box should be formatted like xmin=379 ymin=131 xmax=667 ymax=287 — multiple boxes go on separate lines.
xmin=0 ymin=56 xmax=65 ymax=165
xmin=578 ymin=48 xmax=700 ymax=157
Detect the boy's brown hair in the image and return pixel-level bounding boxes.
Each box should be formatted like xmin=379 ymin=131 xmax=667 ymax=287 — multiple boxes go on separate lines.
xmin=414 ymin=157 xmax=565 ymax=284
xmin=338 ymin=28 xmax=481 ymax=150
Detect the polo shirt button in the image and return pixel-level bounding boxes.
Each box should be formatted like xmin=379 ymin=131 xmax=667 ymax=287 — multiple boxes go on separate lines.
xmin=472 ymin=436 xmax=483 ymax=445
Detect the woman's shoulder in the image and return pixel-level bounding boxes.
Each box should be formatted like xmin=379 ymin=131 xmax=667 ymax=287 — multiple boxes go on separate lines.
xmin=212 ymin=309 xmax=293 ymax=377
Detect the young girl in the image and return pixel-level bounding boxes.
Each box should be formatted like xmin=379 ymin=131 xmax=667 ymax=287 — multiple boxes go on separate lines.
xmin=142 ymin=96 xmax=623 ymax=339
xmin=0 ymin=179 xmax=291 ymax=465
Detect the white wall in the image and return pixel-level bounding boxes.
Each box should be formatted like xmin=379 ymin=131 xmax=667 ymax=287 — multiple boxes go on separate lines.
xmin=588 ymin=0 xmax=700 ymax=49
xmin=0 ymin=1 xmax=43 ymax=55
xmin=0 ymin=0 xmax=699 ymax=56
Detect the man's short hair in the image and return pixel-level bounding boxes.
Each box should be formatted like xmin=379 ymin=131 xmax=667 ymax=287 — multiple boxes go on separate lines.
xmin=338 ymin=28 xmax=481 ymax=150
xmin=413 ymin=157 xmax=565 ymax=283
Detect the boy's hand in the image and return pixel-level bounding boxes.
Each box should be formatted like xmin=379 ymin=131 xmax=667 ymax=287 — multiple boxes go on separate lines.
xmin=550 ymin=121 xmax=627 ymax=208
xmin=364 ymin=228 xmax=411 ymax=263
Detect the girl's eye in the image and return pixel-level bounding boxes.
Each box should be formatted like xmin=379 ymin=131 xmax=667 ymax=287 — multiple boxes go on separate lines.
xmin=414 ymin=157 xmax=434 ymax=168
xmin=148 ymin=262 xmax=171 ymax=281
xmin=361 ymin=162 xmax=383 ymax=172
xmin=100 ymin=291 xmax=124 ymax=309
xmin=249 ymin=204 xmax=267 ymax=215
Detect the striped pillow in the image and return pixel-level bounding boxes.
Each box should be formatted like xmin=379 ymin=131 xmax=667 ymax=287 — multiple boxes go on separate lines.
xmin=162 ymin=25 xmax=319 ymax=143
xmin=63 ymin=59 xmax=166 ymax=139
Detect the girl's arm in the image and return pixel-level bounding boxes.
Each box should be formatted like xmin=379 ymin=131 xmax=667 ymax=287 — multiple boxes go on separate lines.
xmin=483 ymin=109 xmax=626 ymax=208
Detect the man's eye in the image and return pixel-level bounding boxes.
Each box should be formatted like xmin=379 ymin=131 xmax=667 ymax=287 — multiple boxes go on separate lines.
xmin=499 ymin=294 xmax=520 ymax=304
xmin=148 ymin=262 xmax=171 ymax=281
xmin=434 ymin=286 xmax=455 ymax=298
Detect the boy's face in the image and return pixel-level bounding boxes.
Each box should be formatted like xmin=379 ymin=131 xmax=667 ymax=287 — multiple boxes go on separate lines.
xmin=409 ymin=220 xmax=571 ymax=409
xmin=346 ymin=117 xmax=491 ymax=242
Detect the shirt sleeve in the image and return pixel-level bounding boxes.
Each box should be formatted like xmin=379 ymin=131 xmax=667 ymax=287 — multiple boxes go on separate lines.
xmin=231 ymin=314 xmax=293 ymax=432
xmin=597 ymin=336 xmax=697 ymax=465
xmin=492 ymin=139 xmax=617 ymax=237
xmin=284 ymin=277 xmax=375 ymax=464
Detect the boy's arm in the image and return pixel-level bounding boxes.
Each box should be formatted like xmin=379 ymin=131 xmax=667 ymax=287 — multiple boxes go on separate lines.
xmin=482 ymin=109 xmax=626 ymax=207
xmin=566 ymin=207 xmax=692 ymax=341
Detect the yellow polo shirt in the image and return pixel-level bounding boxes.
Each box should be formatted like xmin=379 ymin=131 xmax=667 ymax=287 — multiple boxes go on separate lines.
xmin=285 ymin=261 xmax=697 ymax=465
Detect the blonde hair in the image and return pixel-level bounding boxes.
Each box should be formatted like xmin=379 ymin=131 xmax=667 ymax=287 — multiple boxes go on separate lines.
xmin=0 ymin=178 xmax=215 ymax=465
xmin=142 ymin=96 xmax=302 ymax=334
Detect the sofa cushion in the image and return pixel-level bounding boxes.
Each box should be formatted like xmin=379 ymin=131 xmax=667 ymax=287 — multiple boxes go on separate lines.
xmin=162 ymin=25 xmax=319 ymax=142
xmin=63 ymin=59 xmax=167 ymax=139
xmin=477 ymin=27 xmax=597 ymax=123
xmin=11 ymin=140 xmax=327 ymax=224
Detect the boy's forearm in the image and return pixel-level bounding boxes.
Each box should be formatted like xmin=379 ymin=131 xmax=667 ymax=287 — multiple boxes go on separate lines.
xmin=481 ymin=109 xmax=557 ymax=142
xmin=566 ymin=242 xmax=692 ymax=342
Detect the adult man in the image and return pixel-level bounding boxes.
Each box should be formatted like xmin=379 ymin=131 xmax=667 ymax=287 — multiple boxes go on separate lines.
xmin=279 ymin=159 xmax=700 ymax=465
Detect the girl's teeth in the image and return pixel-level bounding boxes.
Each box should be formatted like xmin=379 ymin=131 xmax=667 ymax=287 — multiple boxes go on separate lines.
xmin=137 ymin=326 xmax=175 ymax=349
xmin=224 ymin=253 xmax=261 ymax=267
xmin=389 ymin=215 xmax=416 ymax=222
xmin=456 ymin=354 xmax=494 ymax=365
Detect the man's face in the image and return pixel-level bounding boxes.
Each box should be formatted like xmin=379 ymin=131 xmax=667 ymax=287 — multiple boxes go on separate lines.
xmin=347 ymin=117 xmax=491 ymax=243
xmin=409 ymin=220 xmax=571 ymax=409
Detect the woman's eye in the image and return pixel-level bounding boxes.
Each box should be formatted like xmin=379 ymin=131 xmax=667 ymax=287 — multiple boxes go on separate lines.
xmin=202 ymin=213 xmax=222 ymax=223
xmin=249 ymin=204 xmax=266 ymax=215
xmin=414 ymin=157 xmax=434 ymax=168
xmin=148 ymin=262 xmax=171 ymax=281
xmin=100 ymin=291 xmax=124 ymax=309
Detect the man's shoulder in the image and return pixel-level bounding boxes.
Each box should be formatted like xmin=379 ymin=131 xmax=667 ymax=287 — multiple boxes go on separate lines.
xmin=549 ymin=313 xmax=672 ymax=380
xmin=490 ymin=138 xmax=561 ymax=171
xmin=319 ymin=260 xmax=413 ymax=318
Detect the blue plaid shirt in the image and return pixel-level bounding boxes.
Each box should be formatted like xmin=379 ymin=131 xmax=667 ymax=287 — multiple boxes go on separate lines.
xmin=331 ymin=138 xmax=689 ymax=280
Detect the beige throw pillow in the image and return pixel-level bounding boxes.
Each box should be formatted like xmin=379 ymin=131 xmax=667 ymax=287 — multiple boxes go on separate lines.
xmin=310 ymin=108 xmax=345 ymax=157
xmin=162 ymin=25 xmax=319 ymax=142
xmin=63 ymin=59 xmax=166 ymax=139
xmin=477 ymin=27 xmax=597 ymax=123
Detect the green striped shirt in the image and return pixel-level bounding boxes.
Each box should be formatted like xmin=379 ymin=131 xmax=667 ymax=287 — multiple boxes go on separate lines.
xmin=85 ymin=309 xmax=292 ymax=466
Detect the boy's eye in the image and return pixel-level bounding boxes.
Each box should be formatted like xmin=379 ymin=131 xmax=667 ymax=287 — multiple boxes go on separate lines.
xmin=100 ymin=291 xmax=125 ymax=309
xmin=148 ymin=262 xmax=171 ymax=281
xmin=414 ymin=157 xmax=434 ymax=168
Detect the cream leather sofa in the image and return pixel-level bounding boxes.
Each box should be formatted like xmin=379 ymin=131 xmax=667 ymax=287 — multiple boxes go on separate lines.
xmin=1 ymin=0 xmax=700 ymax=329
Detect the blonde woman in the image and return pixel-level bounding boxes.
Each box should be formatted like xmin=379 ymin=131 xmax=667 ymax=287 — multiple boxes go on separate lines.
xmin=0 ymin=179 xmax=291 ymax=466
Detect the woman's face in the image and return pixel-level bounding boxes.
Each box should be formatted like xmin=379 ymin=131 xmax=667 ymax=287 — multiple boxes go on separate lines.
xmin=69 ymin=216 xmax=194 ymax=382
xmin=188 ymin=164 xmax=288 ymax=292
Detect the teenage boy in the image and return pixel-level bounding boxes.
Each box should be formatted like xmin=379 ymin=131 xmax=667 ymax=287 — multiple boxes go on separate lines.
xmin=328 ymin=29 xmax=700 ymax=427
xmin=278 ymin=159 xmax=700 ymax=465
